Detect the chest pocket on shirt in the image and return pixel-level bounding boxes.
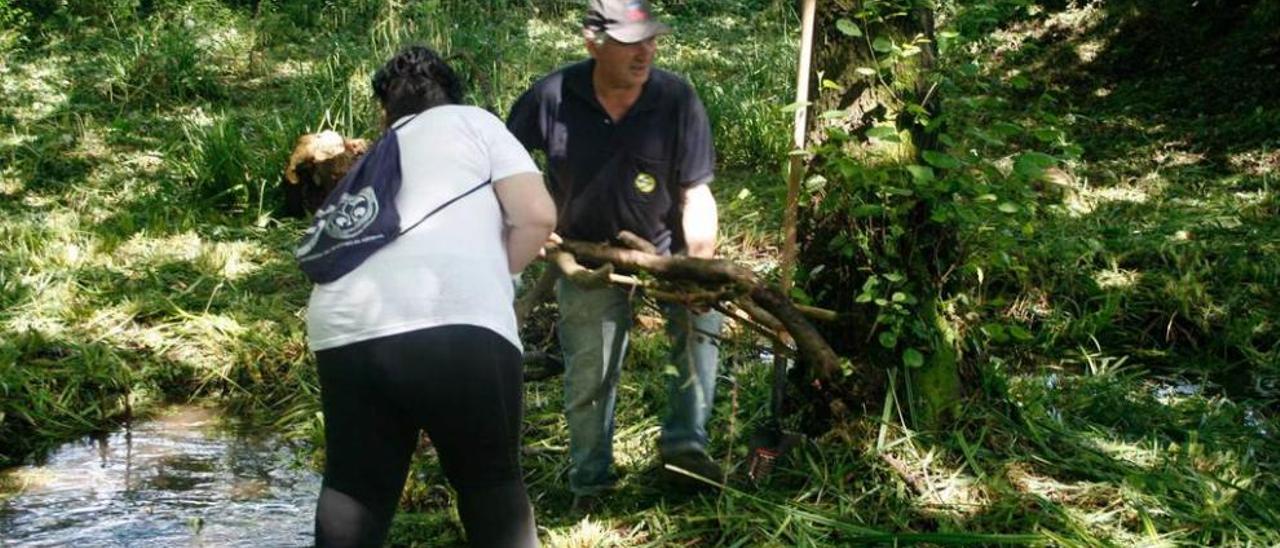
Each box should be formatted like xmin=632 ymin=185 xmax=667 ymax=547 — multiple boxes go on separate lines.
xmin=627 ymin=153 xmax=672 ymax=204
xmin=616 ymin=152 xmax=674 ymax=247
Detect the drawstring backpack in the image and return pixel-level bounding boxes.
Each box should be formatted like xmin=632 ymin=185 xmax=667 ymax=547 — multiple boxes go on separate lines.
xmin=295 ymin=113 xmax=491 ymax=283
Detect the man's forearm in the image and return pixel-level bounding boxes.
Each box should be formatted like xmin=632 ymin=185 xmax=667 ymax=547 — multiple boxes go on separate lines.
xmin=682 ymin=184 xmax=718 ymax=258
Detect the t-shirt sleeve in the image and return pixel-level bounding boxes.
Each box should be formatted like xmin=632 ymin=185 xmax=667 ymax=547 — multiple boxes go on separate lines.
xmin=481 ymin=111 xmax=540 ymax=182
xmin=505 ymin=88 xmax=545 ymax=153
xmin=677 ymin=86 xmax=716 ymax=188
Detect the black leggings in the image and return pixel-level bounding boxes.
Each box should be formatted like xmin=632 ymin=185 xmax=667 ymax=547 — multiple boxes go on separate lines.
xmin=313 ymin=325 xmax=537 ymax=547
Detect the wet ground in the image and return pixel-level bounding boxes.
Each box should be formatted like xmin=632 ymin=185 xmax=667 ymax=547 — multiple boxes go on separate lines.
xmin=0 ymin=405 xmax=320 ymax=547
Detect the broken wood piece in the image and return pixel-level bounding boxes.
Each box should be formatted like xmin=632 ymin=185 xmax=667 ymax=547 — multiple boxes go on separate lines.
xmin=733 ymin=297 xmax=785 ymax=335
xmin=715 ymin=302 xmax=796 ymax=355
xmin=796 ymin=304 xmax=838 ymax=322
xmin=615 ymin=230 xmax=658 ymax=254
xmin=748 ymin=286 xmax=839 ymax=380
xmin=515 ymin=267 xmax=560 ymax=328
xmin=551 ymin=250 xmax=615 ymax=289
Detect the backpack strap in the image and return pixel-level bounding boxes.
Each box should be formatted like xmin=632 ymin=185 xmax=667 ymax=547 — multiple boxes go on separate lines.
xmin=398 ymin=179 xmax=493 ymax=236
xmin=391 ymin=113 xmax=419 ymax=131
xmin=384 ymin=112 xmax=488 ymax=236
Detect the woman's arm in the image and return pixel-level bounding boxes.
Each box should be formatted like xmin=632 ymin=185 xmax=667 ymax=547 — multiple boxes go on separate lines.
xmin=494 ymin=172 xmax=557 ymax=274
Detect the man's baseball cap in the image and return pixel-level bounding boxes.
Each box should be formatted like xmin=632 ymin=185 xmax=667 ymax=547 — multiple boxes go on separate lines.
xmin=583 ymin=0 xmax=671 ymax=44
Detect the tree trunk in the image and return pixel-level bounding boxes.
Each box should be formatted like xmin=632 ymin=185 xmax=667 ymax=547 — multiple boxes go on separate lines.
xmin=809 ymin=1 xmax=939 ymax=151
xmin=799 ymin=0 xmax=962 ymax=429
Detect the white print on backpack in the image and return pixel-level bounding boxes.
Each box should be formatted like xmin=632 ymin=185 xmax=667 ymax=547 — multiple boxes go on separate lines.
xmin=324 ymin=186 xmax=380 ymax=239
xmin=294 ymin=186 xmax=380 ymax=258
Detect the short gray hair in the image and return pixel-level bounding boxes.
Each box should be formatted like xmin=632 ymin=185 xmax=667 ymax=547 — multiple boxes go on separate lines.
xmin=582 ymin=27 xmax=607 ymax=45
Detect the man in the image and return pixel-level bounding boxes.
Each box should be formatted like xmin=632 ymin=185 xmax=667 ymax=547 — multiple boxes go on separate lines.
xmin=507 ymin=0 xmax=724 ymax=509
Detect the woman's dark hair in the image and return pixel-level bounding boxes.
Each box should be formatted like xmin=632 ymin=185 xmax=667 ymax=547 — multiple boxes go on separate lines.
xmin=372 ymin=45 xmax=465 ymax=123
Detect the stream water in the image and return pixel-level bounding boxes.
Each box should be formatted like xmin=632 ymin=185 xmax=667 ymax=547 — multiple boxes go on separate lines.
xmin=0 ymin=405 xmax=320 ymax=547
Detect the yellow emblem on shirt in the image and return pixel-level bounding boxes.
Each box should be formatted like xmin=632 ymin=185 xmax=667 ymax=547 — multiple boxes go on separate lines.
xmin=634 ymin=172 xmax=657 ymax=193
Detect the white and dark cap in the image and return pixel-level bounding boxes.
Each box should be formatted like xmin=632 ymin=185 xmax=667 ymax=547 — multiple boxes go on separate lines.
xmin=583 ymin=0 xmax=671 ymax=44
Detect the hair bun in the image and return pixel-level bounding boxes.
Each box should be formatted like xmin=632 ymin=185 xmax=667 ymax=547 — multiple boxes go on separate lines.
xmin=372 ymin=45 xmax=465 ymax=119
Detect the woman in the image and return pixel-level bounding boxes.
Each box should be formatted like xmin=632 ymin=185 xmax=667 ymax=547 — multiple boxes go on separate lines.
xmin=307 ymin=45 xmax=555 ymax=547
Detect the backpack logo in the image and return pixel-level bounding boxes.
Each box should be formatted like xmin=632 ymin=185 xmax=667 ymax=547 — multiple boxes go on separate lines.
xmin=324 ymin=186 xmax=380 ymax=239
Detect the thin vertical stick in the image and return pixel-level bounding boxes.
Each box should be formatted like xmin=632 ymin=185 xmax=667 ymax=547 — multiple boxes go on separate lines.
xmin=773 ymin=0 xmax=818 ymax=389
xmin=780 ymin=0 xmax=817 ymax=295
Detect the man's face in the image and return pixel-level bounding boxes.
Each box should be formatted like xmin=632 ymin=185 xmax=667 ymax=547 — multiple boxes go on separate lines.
xmin=587 ymin=34 xmax=658 ymax=89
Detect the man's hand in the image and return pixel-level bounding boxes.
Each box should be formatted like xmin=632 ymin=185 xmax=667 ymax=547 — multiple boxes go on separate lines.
xmin=540 ymin=232 xmax=563 ymax=258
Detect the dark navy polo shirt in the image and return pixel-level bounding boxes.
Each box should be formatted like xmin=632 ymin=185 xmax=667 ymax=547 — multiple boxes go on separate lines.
xmin=507 ymin=60 xmax=715 ymax=255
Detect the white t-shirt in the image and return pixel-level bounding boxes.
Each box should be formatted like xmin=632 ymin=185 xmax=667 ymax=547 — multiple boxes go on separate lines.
xmin=306 ymin=105 xmax=539 ymax=352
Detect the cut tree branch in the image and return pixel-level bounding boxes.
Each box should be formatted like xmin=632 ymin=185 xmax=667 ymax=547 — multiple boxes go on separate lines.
xmin=549 ymin=239 xmax=842 ymax=381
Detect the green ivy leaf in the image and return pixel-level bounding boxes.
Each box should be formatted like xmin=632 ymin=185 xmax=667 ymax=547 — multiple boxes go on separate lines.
xmin=903 ymin=348 xmax=925 ymax=368
xmin=906 ymin=164 xmax=935 ymax=183
xmin=852 ymin=204 xmax=885 ymax=217
xmin=969 ymin=128 xmax=1004 ymax=146
xmin=906 ymin=103 xmax=931 ymax=118
xmin=992 ymin=121 xmax=1023 ymax=137
xmin=1014 ymin=152 xmax=1058 ymax=179
xmin=922 ymin=150 xmax=962 ymax=169
xmin=780 ymin=100 xmax=811 ymax=113
xmin=1033 ymin=128 xmax=1060 ymax=143
xmin=790 ymin=286 xmax=812 ymax=304
xmin=982 ymin=324 xmax=1008 ymax=343
xmin=1008 ymin=325 xmax=1034 ymax=342
xmin=872 ymin=36 xmax=893 ymax=53
xmin=998 ymin=202 xmax=1020 ymax=214
xmin=866 ymin=126 xmax=898 ymax=140
xmin=878 ymin=331 xmax=898 ymax=348
xmin=836 ymin=18 xmax=863 ymax=37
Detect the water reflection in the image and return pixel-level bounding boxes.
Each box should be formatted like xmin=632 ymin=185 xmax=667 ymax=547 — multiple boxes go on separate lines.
xmin=0 ymin=405 xmax=319 ymax=547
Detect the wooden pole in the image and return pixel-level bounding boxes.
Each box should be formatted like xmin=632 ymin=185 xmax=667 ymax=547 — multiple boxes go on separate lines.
xmin=774 ymin=0 xmax=819 ymax=388
xmin=780 ymin=0 xmax=818 ymax=295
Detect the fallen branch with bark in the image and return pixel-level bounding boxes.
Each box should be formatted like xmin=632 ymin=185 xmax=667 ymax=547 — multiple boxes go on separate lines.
xmin=517 ymin=232 xmax=844 ymax=383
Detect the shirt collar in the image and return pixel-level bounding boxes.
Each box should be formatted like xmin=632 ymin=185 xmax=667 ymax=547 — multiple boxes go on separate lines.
xmin=565 ymin=59 xmax=660 ymax=118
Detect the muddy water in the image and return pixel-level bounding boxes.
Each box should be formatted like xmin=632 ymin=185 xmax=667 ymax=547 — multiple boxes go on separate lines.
xmin=0 ymin=405 xmax=320 ymax=547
